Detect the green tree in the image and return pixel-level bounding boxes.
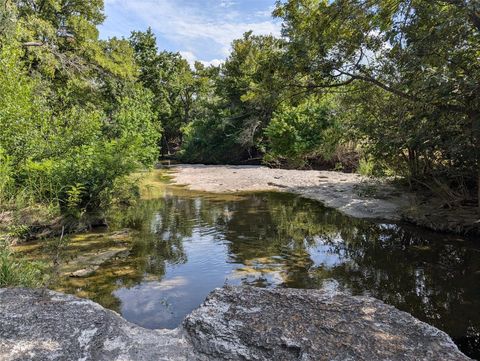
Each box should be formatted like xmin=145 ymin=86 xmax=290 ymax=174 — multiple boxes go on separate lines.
xmin=218 ymin=32 xmax=287 ymax=154
xmin=0 ymin=1 xmax=160 ymax=216
xmin=130 ymin=29 xmax=197 ymax=154
xmin=181 ymin=32 xmax=288 ymax=163
xmin=274 ymin=0 xmax=480 ymax=205
xmin=265 ymin=96 xmax=340 ymax=168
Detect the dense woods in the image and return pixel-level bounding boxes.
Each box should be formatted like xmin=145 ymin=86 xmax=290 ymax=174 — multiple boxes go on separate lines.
xmin=0 ymin=0 xmax=160 ymax=217
xmin=1 ymin=0 xmax=479 ymax=215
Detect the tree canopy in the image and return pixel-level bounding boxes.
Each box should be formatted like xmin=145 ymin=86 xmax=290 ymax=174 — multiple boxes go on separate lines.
xmin=0 ymin=0 xmax=160 ymax=216
xmin=1 ymin=0 xmax=479 ymax=213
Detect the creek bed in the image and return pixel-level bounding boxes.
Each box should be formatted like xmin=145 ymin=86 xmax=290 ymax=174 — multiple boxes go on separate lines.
xmin=16 ymin=171 xmax=480 ymax=359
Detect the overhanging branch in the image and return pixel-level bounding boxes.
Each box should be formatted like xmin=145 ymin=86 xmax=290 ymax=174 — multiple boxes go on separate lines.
xmin=22 ymin=42 xmax=44 ymax=47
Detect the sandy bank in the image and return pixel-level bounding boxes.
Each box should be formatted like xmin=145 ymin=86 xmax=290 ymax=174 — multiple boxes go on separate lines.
xmin=171 ymin=164 xmax=410 ymax=221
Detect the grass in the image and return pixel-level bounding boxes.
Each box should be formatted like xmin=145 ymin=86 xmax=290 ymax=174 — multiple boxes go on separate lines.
xmin=0 ymin=242 xmax=48 ymax=287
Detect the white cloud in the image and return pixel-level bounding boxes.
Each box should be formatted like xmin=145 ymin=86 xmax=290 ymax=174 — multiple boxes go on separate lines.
xmin=103 ymin=0 xmax=280 ymax=64
xmin=204 ymin=59 xmax=224 ymax=67
xmin=179 ymin=51 xmax=197 ymax=66
xmin=179 ymin=50 xmax=224 ymax=68
xmin=219 ymin=0 xmax=236 ymax=8
xmin=255 ymin=5 xmax=276 ymax=18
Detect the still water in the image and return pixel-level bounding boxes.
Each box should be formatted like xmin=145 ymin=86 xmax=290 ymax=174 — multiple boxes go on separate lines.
xmin=22 ymin=174 xmax=480 ymax=358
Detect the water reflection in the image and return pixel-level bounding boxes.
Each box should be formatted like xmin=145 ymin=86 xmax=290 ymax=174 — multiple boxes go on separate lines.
xmin=58 ymin=189 xmax=479 ymax=358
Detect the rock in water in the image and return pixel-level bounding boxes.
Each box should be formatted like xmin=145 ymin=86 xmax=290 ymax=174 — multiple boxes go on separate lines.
xmin=0 ymin=287 xmax=470 ymax=361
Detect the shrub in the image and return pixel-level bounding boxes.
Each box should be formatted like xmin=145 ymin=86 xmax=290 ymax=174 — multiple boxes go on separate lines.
xmin=180 ymin=115 xmax=246 ymax=164
xmin=0 ymin=148 xmax=14 ymax=201
xmin=264 ymin=97 xmax=340 ymax=168
xmin=108 ymin=87 xmax=161 ymax=166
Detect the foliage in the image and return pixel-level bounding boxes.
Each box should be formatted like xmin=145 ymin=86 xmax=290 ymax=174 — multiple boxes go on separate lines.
xmin=101 ymin=175 xmax=141 ymax=209
xmin=217 ymin=32 xmax=287 ymax=155
xmin=264 ymin=96 xmax=340 ymax=168
xmin=179 ymin=32 xmax=288 ymax=163
xmin=130 ymin=29 xmax=198 ymax=154
xmin=0 ymin=148 xmax=13 ymax=201
xmin=274 ymin=0 xmax=480 ymax=201
xmin=0 ymin=42 xmax=46 ymax=163
xmin=0 ymin=2 xmax=161 ymax=217
xmin=2 ymin=0 xmax=479 ymax=214
xmin=180 ymin=112 xmax=247 ymax=164
xmin=0 ymin=242 xmax=47 ymax=288
xmin=107 ymin=86 xmax=160 ymax=166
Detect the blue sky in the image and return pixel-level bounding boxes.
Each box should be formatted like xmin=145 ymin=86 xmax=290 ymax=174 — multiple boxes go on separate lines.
xmin=100 ymin=0 xmax=281 ymax=66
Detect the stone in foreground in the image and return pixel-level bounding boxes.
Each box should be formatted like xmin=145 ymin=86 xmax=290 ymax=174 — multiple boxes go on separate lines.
xmin=184 ymin=287 xmax=470 ymax=360
xmin=0 ymin=287 xmax=470 ymax=361
xmin=0 ymin=288 xmax=193 ymax=361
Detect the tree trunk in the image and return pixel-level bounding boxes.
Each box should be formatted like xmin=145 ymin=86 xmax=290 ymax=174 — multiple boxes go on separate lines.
xmin=478 ymin=169 xmax=480 ymax=210
xmin=471 ymin=112 xmax=480 ymax=210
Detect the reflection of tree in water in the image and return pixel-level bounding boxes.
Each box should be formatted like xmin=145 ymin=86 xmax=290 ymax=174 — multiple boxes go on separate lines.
xmin=319 ymin=224 xmax=480 ymax=354
xmin=202 ymin=192 xmax=480 ymax=355
xmin=72 ymin=191 xmax=479 ymax=357
xmin=62 ymin=197 xmax=193 ymax=312
xmin=218 ymin=193 xmax=348 ymax=287
xmin=128 ymin=197 xmax=193 ymax=276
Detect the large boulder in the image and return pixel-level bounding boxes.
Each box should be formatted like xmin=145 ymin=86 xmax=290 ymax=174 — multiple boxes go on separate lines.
xmin=184 ymin=287 xmax=470 ymax=361
xmin=0 ymin=288 xmax=193 ymax=361
xmin=0 ymin=287 xmax=470 ymax=361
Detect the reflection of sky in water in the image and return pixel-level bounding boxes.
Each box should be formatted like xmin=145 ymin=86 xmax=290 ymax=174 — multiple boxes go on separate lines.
xmin=308 ymin=236 xmax=346 ymax=268
xmin=54 ymin=189 xmax=480 ymax=359
xmin=114 ymin=228 xmax=239 ymax=329
xmin=115 ymin=227 xmax=365 ymax=329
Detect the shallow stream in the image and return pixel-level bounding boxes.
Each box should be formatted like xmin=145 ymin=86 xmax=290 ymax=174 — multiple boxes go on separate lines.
xmin=16 ymin=171 xmax=480 ymax=358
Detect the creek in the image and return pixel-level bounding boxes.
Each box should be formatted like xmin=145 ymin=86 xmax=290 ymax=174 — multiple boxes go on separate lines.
xmin=16 ymin=171 xmax=480 ymax=358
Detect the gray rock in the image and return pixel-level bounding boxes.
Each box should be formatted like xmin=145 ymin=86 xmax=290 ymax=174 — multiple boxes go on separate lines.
xmin=69 ymin=267 xmax=99 ymax=277
xmin=0 ymin=287 xmax=470 ymax=361
xmin=0 ymin=288 xmax=193 ymax=361
xmin=184 ymin=287 xmax=471 ymax=361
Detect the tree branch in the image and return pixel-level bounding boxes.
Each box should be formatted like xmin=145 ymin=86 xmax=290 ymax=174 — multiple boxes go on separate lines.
xmin=22 ymin=42 xmax=44 ymax=47
xmin=438 ymin=0 xmax=480 ymax=32
xmin=336 ymin=69 xmax=467 ymax=113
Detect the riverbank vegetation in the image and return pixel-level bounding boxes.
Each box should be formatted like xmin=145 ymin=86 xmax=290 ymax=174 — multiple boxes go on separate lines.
xmin=1 ymin=0 xmax=479 ymax=238
xmin=0 ymin=0 xmax=161 ymax=230
xmin=0 ymin=241 xmax=47 ymax=287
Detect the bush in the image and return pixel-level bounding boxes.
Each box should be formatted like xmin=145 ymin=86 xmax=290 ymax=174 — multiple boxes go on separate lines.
xmin=358 ymin=158 xmax=376 ymax=177
xmin=0 ymin=148 xmax=14 ymax=202
xmin=264 ymin=97 xmax=340 ymax=168
xmin=0 ymin=23 xmax=162 ymax=215
xmin=0 ymin=59 xmax=160 ymax=215
xmin=108 ymin=86 xmax=161 ymax=166
xmin=100 ymin=175 xmax=141 ymax=210
xmin=179 ymin=115 xmax=246 ymax=164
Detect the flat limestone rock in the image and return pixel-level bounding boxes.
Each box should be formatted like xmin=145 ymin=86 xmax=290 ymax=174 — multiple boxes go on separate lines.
xmin=0 ymin=288 xmax=193 ymax=361
xmin=0 ymin=287 xmax=470 ymax=361
xmin=184 ymin=287 xmax=471 ymax=360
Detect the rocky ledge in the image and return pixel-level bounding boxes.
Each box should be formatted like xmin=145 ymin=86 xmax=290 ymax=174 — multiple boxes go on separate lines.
xmin=0 ymin=287 xmax=470 ymax=361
